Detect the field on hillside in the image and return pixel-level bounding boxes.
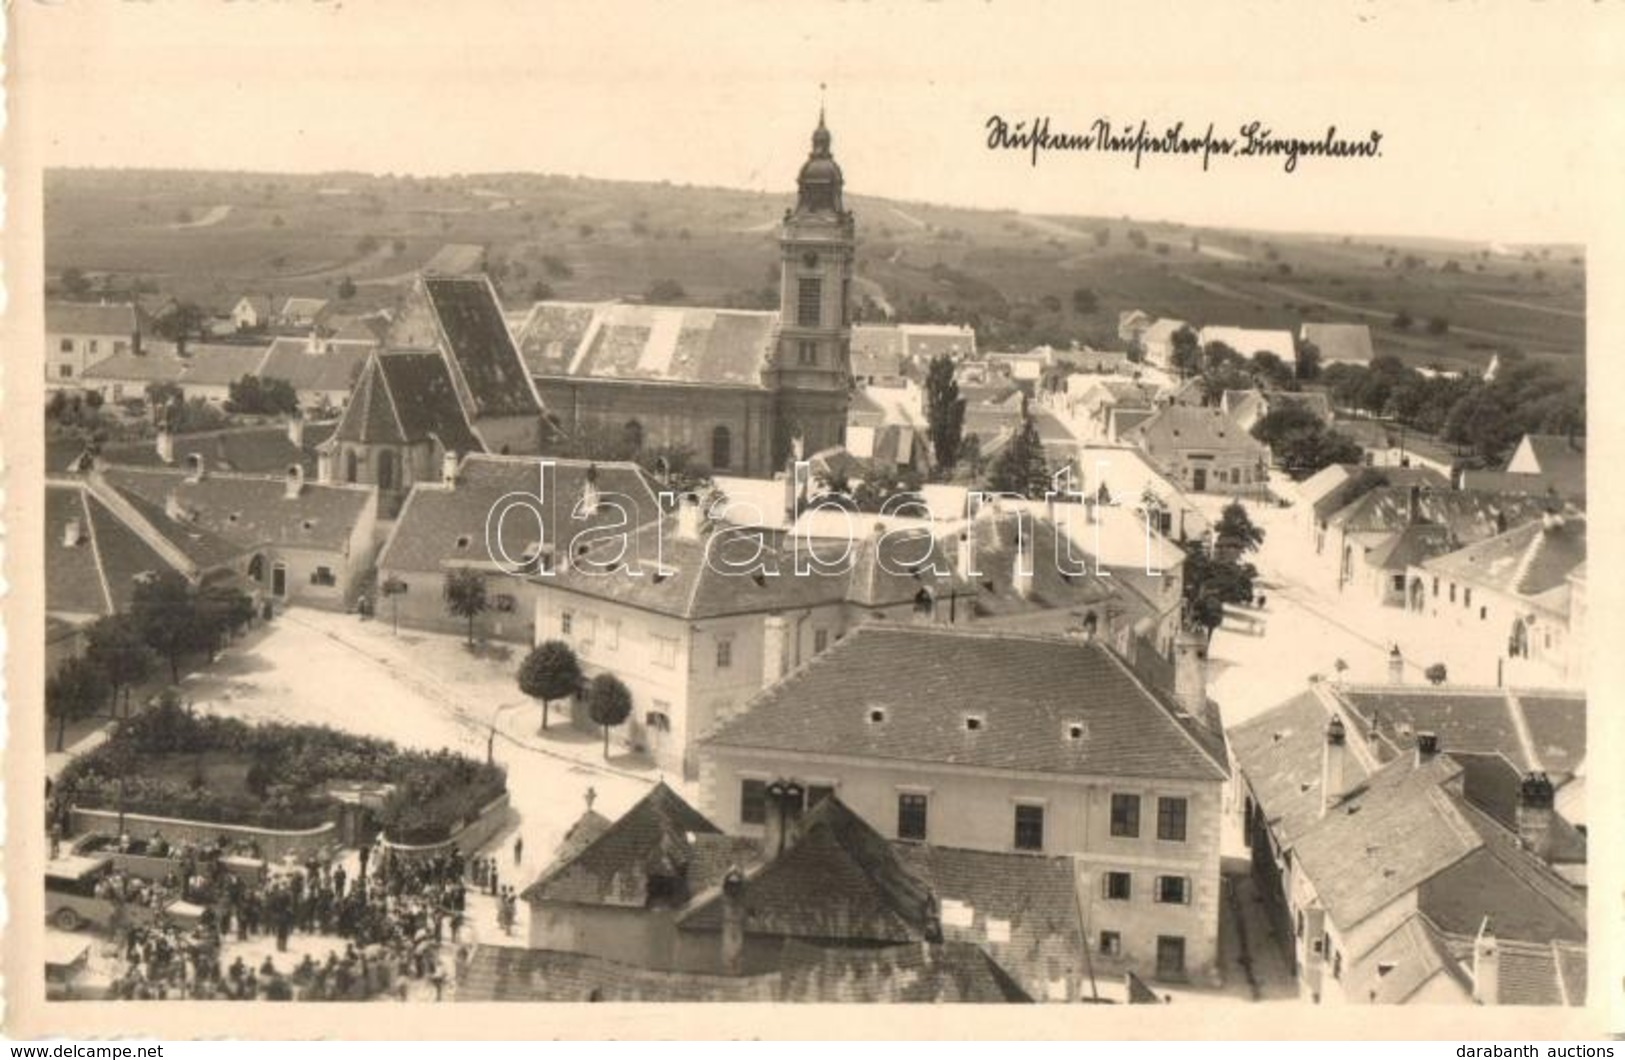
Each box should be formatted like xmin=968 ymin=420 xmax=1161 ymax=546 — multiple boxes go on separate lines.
xmin=45 ymin=168 xmax=1584 ymax=380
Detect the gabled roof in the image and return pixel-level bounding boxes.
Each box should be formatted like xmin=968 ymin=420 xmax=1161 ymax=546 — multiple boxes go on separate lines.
xmin=900 ymin=323 xmax=976 ymax=361
xmin=47 ymin=302 xmax=140 ymax=336
xmin=259 ymin=338 xmax=372 ymax=394
xmin=1330 ymin=487 xmax=1549 ymax=544
xmin=1300 ymin=323 xmax=1375 ymax=366
xmin=95 ymin=423 xmax=336 ymax=477
xmin=1512 ymin=434 xmax=1584 ymax=483
xmin=277 ymin=296 xmax=329 ymax=320
xmin=377 ymin=455 xmax=659 ymax=575
xmin=1420 ymin=515 xmax=1585 ymax=602
xmin=99 ymin=466 xmax=374 ymax=554
xmin=513 ymin=300 xmax=604 ymax=375
xmin=1298 ymin=464 xmax=1357 ymax=511
xmin=1309 ymin=466 xmax=1449 ymax=522
xmin=521 ymin=782 xmax=740 ymax=908
xmin=679 ymin=797 xmax=937 ymax=944
xmin=395 ymin=276 xmax=542 ymax=419
xmin=329 ymin=351 xmax=483 ymax=455
xmin=1228 ymin=690 xmax=1375 ymax=850
xmin=1343 ymin=913 xmax=1468 ymax=1004
xmin=1124 ymin=405 xmax=1266 ymax=455
xmin=1364 ymin=522 xmax=1459 ymax=571
xmin=46 ymin=484 xmax=116 ymax=617
xmin=1140 ymin=319 xmax=1188 ymax=345
xmin=704 ymin=626 xmax=1228 ymax=782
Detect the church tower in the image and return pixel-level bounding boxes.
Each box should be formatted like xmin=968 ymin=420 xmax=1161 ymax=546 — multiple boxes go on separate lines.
xmin=769 ymin=107 xmax=854 ymax=465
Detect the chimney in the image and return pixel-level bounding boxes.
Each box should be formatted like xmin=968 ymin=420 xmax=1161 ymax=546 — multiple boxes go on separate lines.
xmin=1415 ymin=730 xmax=1440 ymax=767
xmin=720 ymin=867 xmax=746 ymax=976
xmin=1472 ymin=920 xmax=1499 ymax=1005
xmin=185 ymin=451 xmax=206 ymax=483
xmin=317 ymin=449 xmax=335 ymax=485
xmin=1173 ymin=626 xmax=1207 ymax=718
xmin=164 ymin=492 xmax=189 ymax=523
xmin=156 ymin=429 xmax=175 ymax=465
xmin=441 ymin=450 xmax=459 ymax=488
xmin=62 ymin=517 xmax=84 ymax=548
xmin=284 ymin=463 xmax=305 ymax=500
xmin=306 ymin=328 xmax=323 ymax=355
xmin=1322 ymin=716 xmax=1351 ymax=814
xmin=287 ymin=412 xmax=304 ymax=449
xmin=1407 ymin=484 xmax=1421 ymax=525
xmin=1388 ymin=644 xmax=1405 ymax=685
xmin=761 ymin=614 xmax=790 ymax=690
xmin=1515 ymin=771 xmax=1555 ymax=861
xmin=676 ymin=492 xmax=703 ymax=541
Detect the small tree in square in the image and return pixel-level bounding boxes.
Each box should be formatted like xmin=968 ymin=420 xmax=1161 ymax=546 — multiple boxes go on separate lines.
xmin=443 ymin=568 xmax=489 ymax=648
xmin=586 ymin=673 xmax=633 ymax=760
xmin=519 ymin=640 xmax=583 ymax=731
xmin=48 ymin=656 xmax=110 ymax=753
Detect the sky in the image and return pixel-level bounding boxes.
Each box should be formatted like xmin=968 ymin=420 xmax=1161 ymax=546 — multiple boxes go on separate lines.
xmin=11 ymin=1 xmax=1625 ymax=243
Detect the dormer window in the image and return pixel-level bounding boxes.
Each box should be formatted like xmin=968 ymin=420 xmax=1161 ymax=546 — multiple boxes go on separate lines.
xmin=867 ymin=707 xmax=886 ymax=724
xmin=1066 ymin=722 xmax=1085 ymax=741
xmin=963 ymin=715 xmax=984 ymax=733
xmin=455 ymin=534 xmax=471 ymax=550
xmin=228 ymin=513 xmax=241 ymax=525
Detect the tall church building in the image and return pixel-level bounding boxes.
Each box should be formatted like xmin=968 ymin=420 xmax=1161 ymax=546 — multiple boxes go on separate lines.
xmin=514 ymin=111 xmax=856 ymax=478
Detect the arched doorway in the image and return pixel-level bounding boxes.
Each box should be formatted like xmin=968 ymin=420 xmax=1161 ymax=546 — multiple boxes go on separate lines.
xmin=377 ymin=449 xmax=396 ymax=491
xmin=344 ymin=450 xmax=358 ymax=484
xmin=248 ymin=553 xmax=266 ymax=584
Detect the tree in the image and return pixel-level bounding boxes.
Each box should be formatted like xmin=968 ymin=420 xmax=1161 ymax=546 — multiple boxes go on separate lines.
xmin=1182 ymin=542 xmax=1258 ymax=641
xmin=1295 ymin=340 xmax=1322 ymax=382
xmin=1426 ymin=316 xmax=1450 ymax=336
xmin=518 ymin=641 xmax=582 ymax=731
xmin=529 ymin=280 xmax=556 ymax=302
xmin=337 ymin=276 xmax=358 ymax=300
xmin=48 ymin=657 xmax=110 ymax=752
xmin=1392 ymin=309 xmax=1413 ymax=331
xmin=1249 ymin=351 xmax=1295 ymax=391
xmin=443 ymin=568 xmax=489 ymax=647
xmin=58 ymin=267 xmax=93 ymax=301
xmin=1169 ymin=326 xmax=1202 ymax=379
xmin=152 ymin=302 xmax=208 ymax=357
xmin=227 ymin=375 xmax=300 ymax=416
xmin=1425 ymin=663 xmax=1448 ymax=686
xmin=924 ymin=354 xmax=966 ymax=473
xmin=586 ymin=673 xmax=633 ymax=759
xmin=86 ymin=615 xmax=157 ymax=718
xmin=131 ymin=571 xmax=207 ymax=682
xmin=1214 ymin=501 xmax=1265 ymax=554
xmin=1071 ymin=287 xmax=1099 ymax=315
xmin=986 ymin=401 xmax=1050 ymax=499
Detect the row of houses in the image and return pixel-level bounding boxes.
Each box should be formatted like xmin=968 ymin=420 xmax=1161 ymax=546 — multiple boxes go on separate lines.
xmin=1117 ymin=313 xmax=1376 ymax=372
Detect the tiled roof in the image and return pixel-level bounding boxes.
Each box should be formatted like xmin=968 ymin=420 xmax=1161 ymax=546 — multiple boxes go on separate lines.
xmin=1298 ymin=464 xmax=1356 ymax=510
xmin=277 ymin=297 xmax=329 ymax=320
xmin=100 ymin=466 xmax=374 ymax=554
xmin=901 ymin=324 xmax=976 ymax=362
xmin=1516 ymin=694 xmax=1585 ymax=779
xmin=83 ymin=348 xmax=191 ymax=386
xmin=163 ymin=343 xmax=273 ymax=388
xmin=1300 ymin=323 xmax=1375 ymax=365
xmin=329 ymin=351 xmax=483 ymax=454
xmin=705 ymin=626 xmax=1228 ymax=782
xmin=1421 ymin=515 xmax=1585 ymax=602
xmin=1290 ymin=753 xmax=1480 ymax=932
xmin=1309 ymin=467 xmax=1449 ymax=522
xmin=418 ymin=276 xmax=542 ymax=419
xmin=95 ymin=423 xmax=336 ymax=477
xmin=457 ymin=946 xmax=779 ymax=1002
xmin=1125 ymin=405 xmax=1266 ymax=455
xmin=522 ymin=782 xmax=736 ymax=908
xmin=260 ymin=338 xmax=371 ymax=394
xmin=679 ymin=797 xmax=937 ymax=944
xmin=92 ymin=475 xmax=249 ymax=572
xmin=47 ymin=302 xmax=139 ymax=336
xmin=1363 ymin=522 xmax=1458 ymax=571
xmin=1554 ymin=941 xmax=1587 ymax=1006
xmin=1419 ymin=796 xmax=1586 ymax=943
xmin=778 ymin=940 xmax=1031 ymax=1003
xmin=538 ymin=303 xmax=779 ymax=388
xmin=892 ymin=842 xmax=1087 ymax=1000
xmin=850 ymin=325 xmax=908 ymax=378
xmin=1345 ymin=913 xmax=1468 ymax=1004
xmin=1228 ymin=690 xmax=1374 ymax=849
xmin=378 ymin=455 xmax=659 ymax=575
xmin=46 ymin=485 xmax=114 ymax=617
xmin=1337 ymin=686 xmax=1533 ymax=774
xmin=514 ymin=301 xmax=603 ymax=375
xmin=1514 ymin=436 xmax=1585 ymax=498
xmin=1330 ymin=487 xmax=1550 ymax=544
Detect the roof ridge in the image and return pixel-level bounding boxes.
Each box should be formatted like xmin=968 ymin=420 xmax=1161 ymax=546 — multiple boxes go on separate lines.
xmin=1502 ymin=689 xmax=1543 ymax=774
xmin=75 ymin=486 xmax=116 ymax=616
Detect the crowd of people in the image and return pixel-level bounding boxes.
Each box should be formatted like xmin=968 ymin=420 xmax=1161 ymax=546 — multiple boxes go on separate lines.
xmin=91 ymin=836 xmax=500 ymax=1001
